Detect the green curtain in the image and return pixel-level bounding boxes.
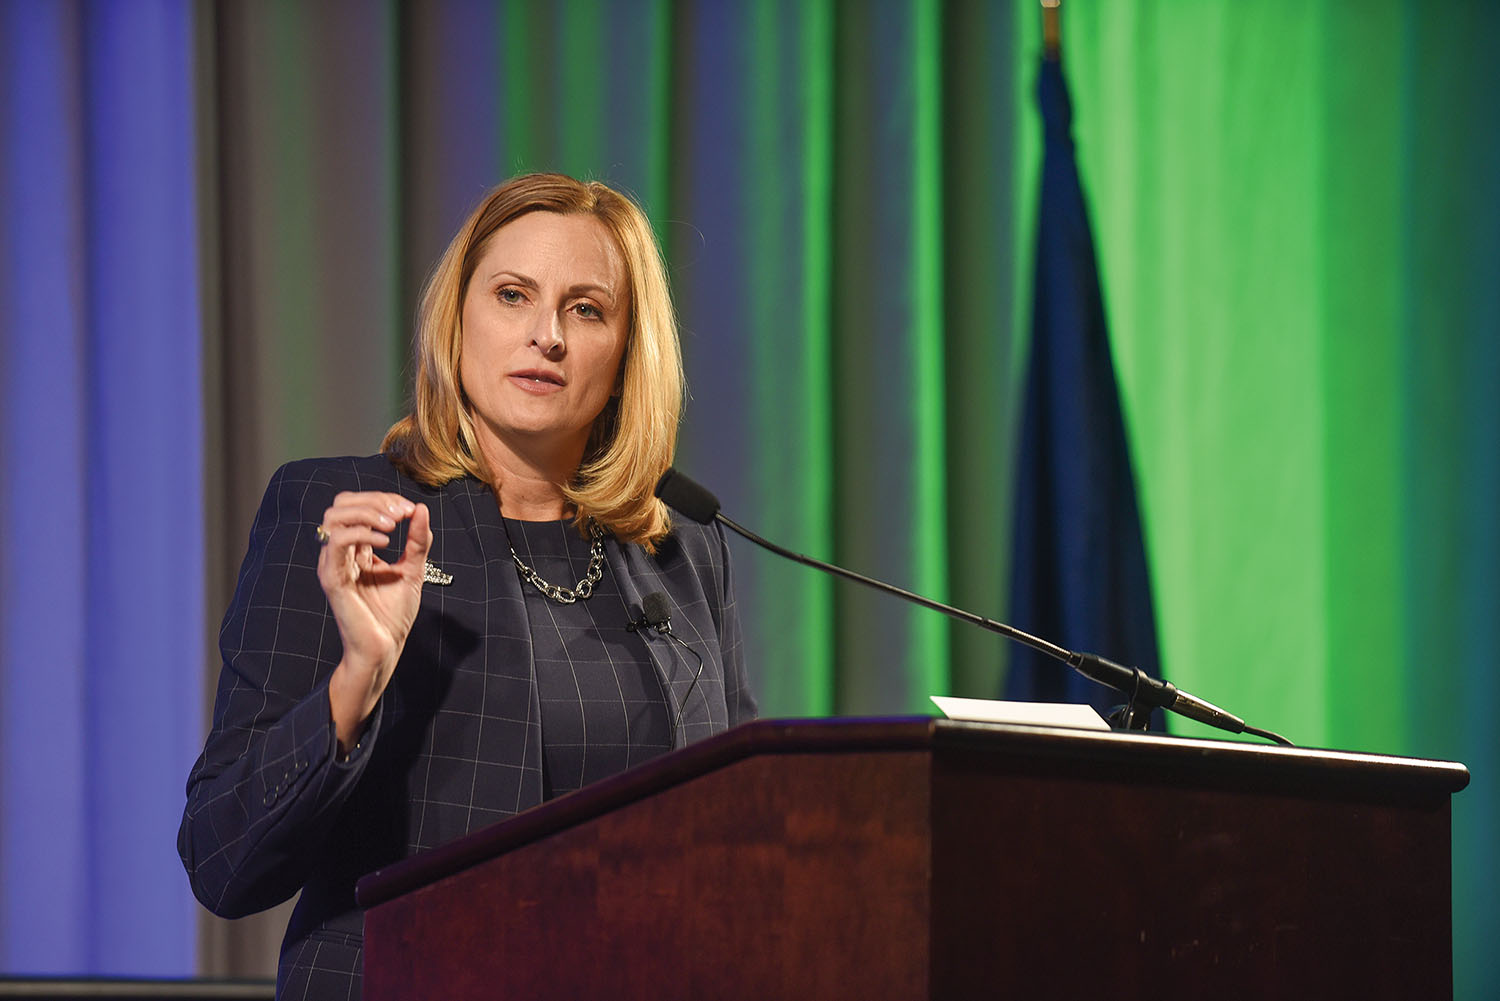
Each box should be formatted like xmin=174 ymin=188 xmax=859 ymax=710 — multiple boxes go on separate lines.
xmin=190 ymin=0 xmax=1496 ymax=992
xmin=1063 ymin=3 xmax=1498 ymax=993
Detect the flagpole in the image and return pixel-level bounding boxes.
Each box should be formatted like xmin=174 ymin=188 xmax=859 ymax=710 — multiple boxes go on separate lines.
xmin=1042 ymin=0 xmax=1061 ymax=61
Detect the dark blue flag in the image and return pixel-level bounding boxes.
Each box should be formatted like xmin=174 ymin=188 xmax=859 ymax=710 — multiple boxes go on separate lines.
xmin=1005 ymin=53 xmax=1164 ymax=725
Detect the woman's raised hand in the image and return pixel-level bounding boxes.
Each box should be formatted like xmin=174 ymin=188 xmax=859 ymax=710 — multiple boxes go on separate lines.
xmin=317 ymin=491 xmax=432 ymax=752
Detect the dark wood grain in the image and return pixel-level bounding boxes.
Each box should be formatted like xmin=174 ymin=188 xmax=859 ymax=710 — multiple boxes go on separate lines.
xmin=360 ymin=718 xmax=1468 ymax=1000
xmin=928 ymin=746 xmax=1454 ymax=998
xmin=365 ymin=750 xmax=932 ymax=1000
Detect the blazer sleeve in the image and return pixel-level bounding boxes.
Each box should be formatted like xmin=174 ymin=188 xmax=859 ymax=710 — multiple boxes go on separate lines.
xmin=177 ymin=461 xmax=384 ymax=918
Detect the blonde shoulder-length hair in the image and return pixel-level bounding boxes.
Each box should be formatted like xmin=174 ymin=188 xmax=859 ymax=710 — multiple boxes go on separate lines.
xmin=382 ymin=173 xmax=683 ymax=551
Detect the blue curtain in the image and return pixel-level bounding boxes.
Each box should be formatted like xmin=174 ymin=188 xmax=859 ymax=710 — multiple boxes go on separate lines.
xmin=0 ymin=0 xmax=201 ymax=974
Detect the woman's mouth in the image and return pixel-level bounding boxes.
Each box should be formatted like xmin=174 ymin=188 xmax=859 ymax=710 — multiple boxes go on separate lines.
xmin=508 ymin=370 xmax=566 ymax=393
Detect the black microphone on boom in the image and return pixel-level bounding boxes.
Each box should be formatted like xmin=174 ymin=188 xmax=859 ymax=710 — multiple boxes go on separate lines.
xmin=655 ymin=468 xmax=1290 ymax=745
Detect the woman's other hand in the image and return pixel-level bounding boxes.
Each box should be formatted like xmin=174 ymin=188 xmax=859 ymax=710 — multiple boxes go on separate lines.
xmin=317 ymin=491 xmax=432 ymax=753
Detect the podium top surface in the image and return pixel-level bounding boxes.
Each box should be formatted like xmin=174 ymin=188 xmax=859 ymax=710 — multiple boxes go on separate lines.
xmin=355 ymin=716 xmax=1469 ymax=909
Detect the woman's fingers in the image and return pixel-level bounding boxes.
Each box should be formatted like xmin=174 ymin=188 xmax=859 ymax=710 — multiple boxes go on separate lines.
xmin=316 ymin=493 xmax=428 ymax=735
xmin=317 ymin=493 xmax=428 ymax=597
xmin=321 ymin=525 xmax=391 ymax=551
xmin=401 ymin=503 xmax=432 ymax=566
xmin=332 ymin=490 xmax=414 ymax=514
xmin=323 ymin=492 xmax=415 ymax=534
xmin=317 ymin=494 xmax=422 ymax=567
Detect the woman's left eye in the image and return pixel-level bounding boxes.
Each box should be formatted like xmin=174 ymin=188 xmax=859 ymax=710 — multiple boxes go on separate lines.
xmin=575 ymin=302 xmax=601 ymax=320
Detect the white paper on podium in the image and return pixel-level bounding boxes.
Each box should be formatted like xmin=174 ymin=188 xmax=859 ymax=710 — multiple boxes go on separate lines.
xmin=930 ymin=696 xmax=1110 ymax=731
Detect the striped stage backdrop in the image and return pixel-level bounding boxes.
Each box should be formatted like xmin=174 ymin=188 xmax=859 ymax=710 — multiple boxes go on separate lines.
xmin=1 ymin=1 xmax=1495 ymax=993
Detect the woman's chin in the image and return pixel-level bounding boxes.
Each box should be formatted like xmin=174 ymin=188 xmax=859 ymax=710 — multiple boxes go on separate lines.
xmin=474 ymin=418 xmax=594 ymax=469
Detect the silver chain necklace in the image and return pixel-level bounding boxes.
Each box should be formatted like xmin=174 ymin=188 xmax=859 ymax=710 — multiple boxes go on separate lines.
xmin=510 ymin=521 xmax=605 ymax=604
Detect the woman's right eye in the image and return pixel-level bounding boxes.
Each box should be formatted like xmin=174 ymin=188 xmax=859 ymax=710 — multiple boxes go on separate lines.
xmin=498 ymin=288 xmax=523 ymax=304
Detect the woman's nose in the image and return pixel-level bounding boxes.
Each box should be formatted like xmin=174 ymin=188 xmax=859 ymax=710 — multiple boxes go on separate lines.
xmin=532 ymin=311 xmax=565 ymax=358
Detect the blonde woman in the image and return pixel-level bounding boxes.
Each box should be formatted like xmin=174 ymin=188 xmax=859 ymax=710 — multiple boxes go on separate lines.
xmin=179 ymin=174 xmax=755 ymax=999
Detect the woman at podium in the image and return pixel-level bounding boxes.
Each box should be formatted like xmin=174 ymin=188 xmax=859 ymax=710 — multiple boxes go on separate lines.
xmin=178 ymin=173 xmax=757 ymax=998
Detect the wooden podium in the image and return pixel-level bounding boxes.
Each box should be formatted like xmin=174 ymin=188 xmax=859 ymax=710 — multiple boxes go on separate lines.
xmin=355 ymin=718 xmax=1468 ymax=1000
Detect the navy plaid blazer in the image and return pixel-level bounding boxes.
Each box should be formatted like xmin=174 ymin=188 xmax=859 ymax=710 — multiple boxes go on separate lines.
xmin=178 ymin=455 xmax=756 ymax=995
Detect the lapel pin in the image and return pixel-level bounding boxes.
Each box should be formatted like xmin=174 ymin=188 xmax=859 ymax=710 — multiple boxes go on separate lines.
xmin=423 ymin=561 xmax=454 ymax=586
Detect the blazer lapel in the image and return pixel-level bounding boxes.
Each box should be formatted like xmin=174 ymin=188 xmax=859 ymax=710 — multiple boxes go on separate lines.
xmin=604 ymin=538 xmax=699 ymax=749
xmin=448 ymin=477 xmax=547 ymax=814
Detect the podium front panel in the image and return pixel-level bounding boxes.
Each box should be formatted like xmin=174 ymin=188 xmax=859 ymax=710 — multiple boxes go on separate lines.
xmin=360 ymin=718 xmax=1466 ymax=1000
xmin=365 ymin=749 xmax=932 ymax=1001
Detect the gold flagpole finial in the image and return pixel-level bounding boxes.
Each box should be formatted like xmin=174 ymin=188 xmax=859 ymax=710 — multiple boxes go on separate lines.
xmin=1042 ymin=0 xmax=1061 ymax=60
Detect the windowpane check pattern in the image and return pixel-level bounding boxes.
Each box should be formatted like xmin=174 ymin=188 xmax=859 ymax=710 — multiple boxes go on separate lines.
xmin=178 ymin=455 xmax=756 ymax=996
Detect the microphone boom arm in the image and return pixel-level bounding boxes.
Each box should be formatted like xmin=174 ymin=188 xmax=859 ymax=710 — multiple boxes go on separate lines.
xmin=712 ymin=513 xmax=1290 ymax=746
xmin=717 ymin=513 xmax=1071 ymax=662
xmin=656 ymin=467 xmax=1290 ymax=745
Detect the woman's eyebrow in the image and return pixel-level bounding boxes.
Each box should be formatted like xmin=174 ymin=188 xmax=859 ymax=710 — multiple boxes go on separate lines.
xmin=486 ymin=270 xmax=538 ymax=287
xmin=566 ymin=282 xmax=617 ymax=304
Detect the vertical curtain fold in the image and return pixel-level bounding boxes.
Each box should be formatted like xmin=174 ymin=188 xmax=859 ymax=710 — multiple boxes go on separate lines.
xmin=940 ymin=0 xmax=1029 ymax=699
xmin=829 ymin=0 xmax=951 ymax=713
xmin=0 ymin=0 xmax=200 ymax=974
xmin=1400 ymin=3 xmax=1500 ymax=988
xmin=0 ymin=0 xmax=92 ymax=970
xmin=1319 ymin=0 xmax=1408 ymax=753
xmin=81 ymin=0 xmax=203 ymax=973
xmin=670 ymin=0 xmax=841 ymax=715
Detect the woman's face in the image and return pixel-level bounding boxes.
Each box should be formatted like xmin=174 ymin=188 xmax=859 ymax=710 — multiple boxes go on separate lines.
xmin=459 ymin=211 xmax=630 ymax=475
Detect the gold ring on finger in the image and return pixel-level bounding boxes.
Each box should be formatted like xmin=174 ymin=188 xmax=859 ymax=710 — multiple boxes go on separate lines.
xmin=315 ymin=525 xmax=331 ymax=544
